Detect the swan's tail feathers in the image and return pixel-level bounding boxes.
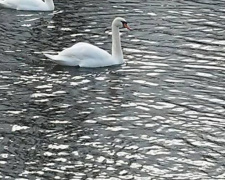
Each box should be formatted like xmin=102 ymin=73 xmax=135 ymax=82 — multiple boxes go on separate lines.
xmin=0 ymin=1 xmax=7 ymax=7
xmin=0 ymin=1 xmax=16 ymax=9
xmin=44 ymin=53 xmax=59 ymax=60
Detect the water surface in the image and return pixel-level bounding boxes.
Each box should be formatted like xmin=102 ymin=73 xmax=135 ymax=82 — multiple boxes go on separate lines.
xmin=0 ymin=0 xmax=225 ymax=179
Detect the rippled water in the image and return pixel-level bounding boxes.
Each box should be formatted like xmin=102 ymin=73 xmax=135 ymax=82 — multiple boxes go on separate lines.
xmin=0 ymin=0 xmax=225 ymax=179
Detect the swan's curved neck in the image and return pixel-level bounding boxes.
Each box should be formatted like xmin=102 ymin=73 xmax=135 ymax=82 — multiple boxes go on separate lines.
xmin=45 ymin=0 xmax=54 ymax=10
xmin=112 ymin=25 xmax=123 ymax=63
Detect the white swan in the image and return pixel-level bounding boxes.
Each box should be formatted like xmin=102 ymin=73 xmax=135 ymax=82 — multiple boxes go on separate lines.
xmin=44 ymin=17 xmax=131 ymax=68
xmin=0 ymin=0 xmax=54 ymax=11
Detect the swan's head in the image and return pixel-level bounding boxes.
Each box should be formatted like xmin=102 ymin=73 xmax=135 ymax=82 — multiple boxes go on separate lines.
xmin=113 ymin=17 xmax=131 ymax=30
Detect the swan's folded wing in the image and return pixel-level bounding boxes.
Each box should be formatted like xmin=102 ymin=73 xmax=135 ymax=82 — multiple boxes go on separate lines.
xmin=59 ymin=42 xmax=113 ymax=67
xmin=44 ymin=52 xmax=81 ymax=66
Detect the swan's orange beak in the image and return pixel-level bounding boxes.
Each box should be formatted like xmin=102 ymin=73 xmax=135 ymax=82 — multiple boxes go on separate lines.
xmin=123 ymin=23 xmax=131 ymax=30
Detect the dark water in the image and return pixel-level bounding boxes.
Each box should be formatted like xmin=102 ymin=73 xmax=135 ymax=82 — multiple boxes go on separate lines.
xmin=0 ymin=0 xmax=225 ymax=179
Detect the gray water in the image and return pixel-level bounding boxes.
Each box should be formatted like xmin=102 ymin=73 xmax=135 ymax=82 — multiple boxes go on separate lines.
xmin=0 ymin=0 xmax=225 ymax=179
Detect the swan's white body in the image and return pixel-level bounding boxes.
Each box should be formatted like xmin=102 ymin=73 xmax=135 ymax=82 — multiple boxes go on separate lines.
xmin=0 ymin=0 xmax=54 ymax=11
xmin=45 ymin=42 xmax=116 ymax=67
xmin=44 ymin=17 xmax=130 ymax=68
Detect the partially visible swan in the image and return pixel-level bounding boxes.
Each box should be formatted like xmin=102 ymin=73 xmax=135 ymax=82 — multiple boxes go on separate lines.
xmin=44 ymin=17 xmax=131 ymax=68
xmin=0 ymin=0 xmax=54 ymax=11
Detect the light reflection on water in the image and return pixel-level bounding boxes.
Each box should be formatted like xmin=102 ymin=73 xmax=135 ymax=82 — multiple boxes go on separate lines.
xmin=0 ymin=0 xmax=225 ymax=179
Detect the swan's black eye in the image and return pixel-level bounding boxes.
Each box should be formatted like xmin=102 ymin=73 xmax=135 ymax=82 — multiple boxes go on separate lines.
xmin=121 ymin=21 xmax=127 ymax=25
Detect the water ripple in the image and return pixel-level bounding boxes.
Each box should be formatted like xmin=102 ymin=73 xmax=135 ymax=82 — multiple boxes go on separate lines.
xmin=0 ymin=0 xmax=225 ymax=179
